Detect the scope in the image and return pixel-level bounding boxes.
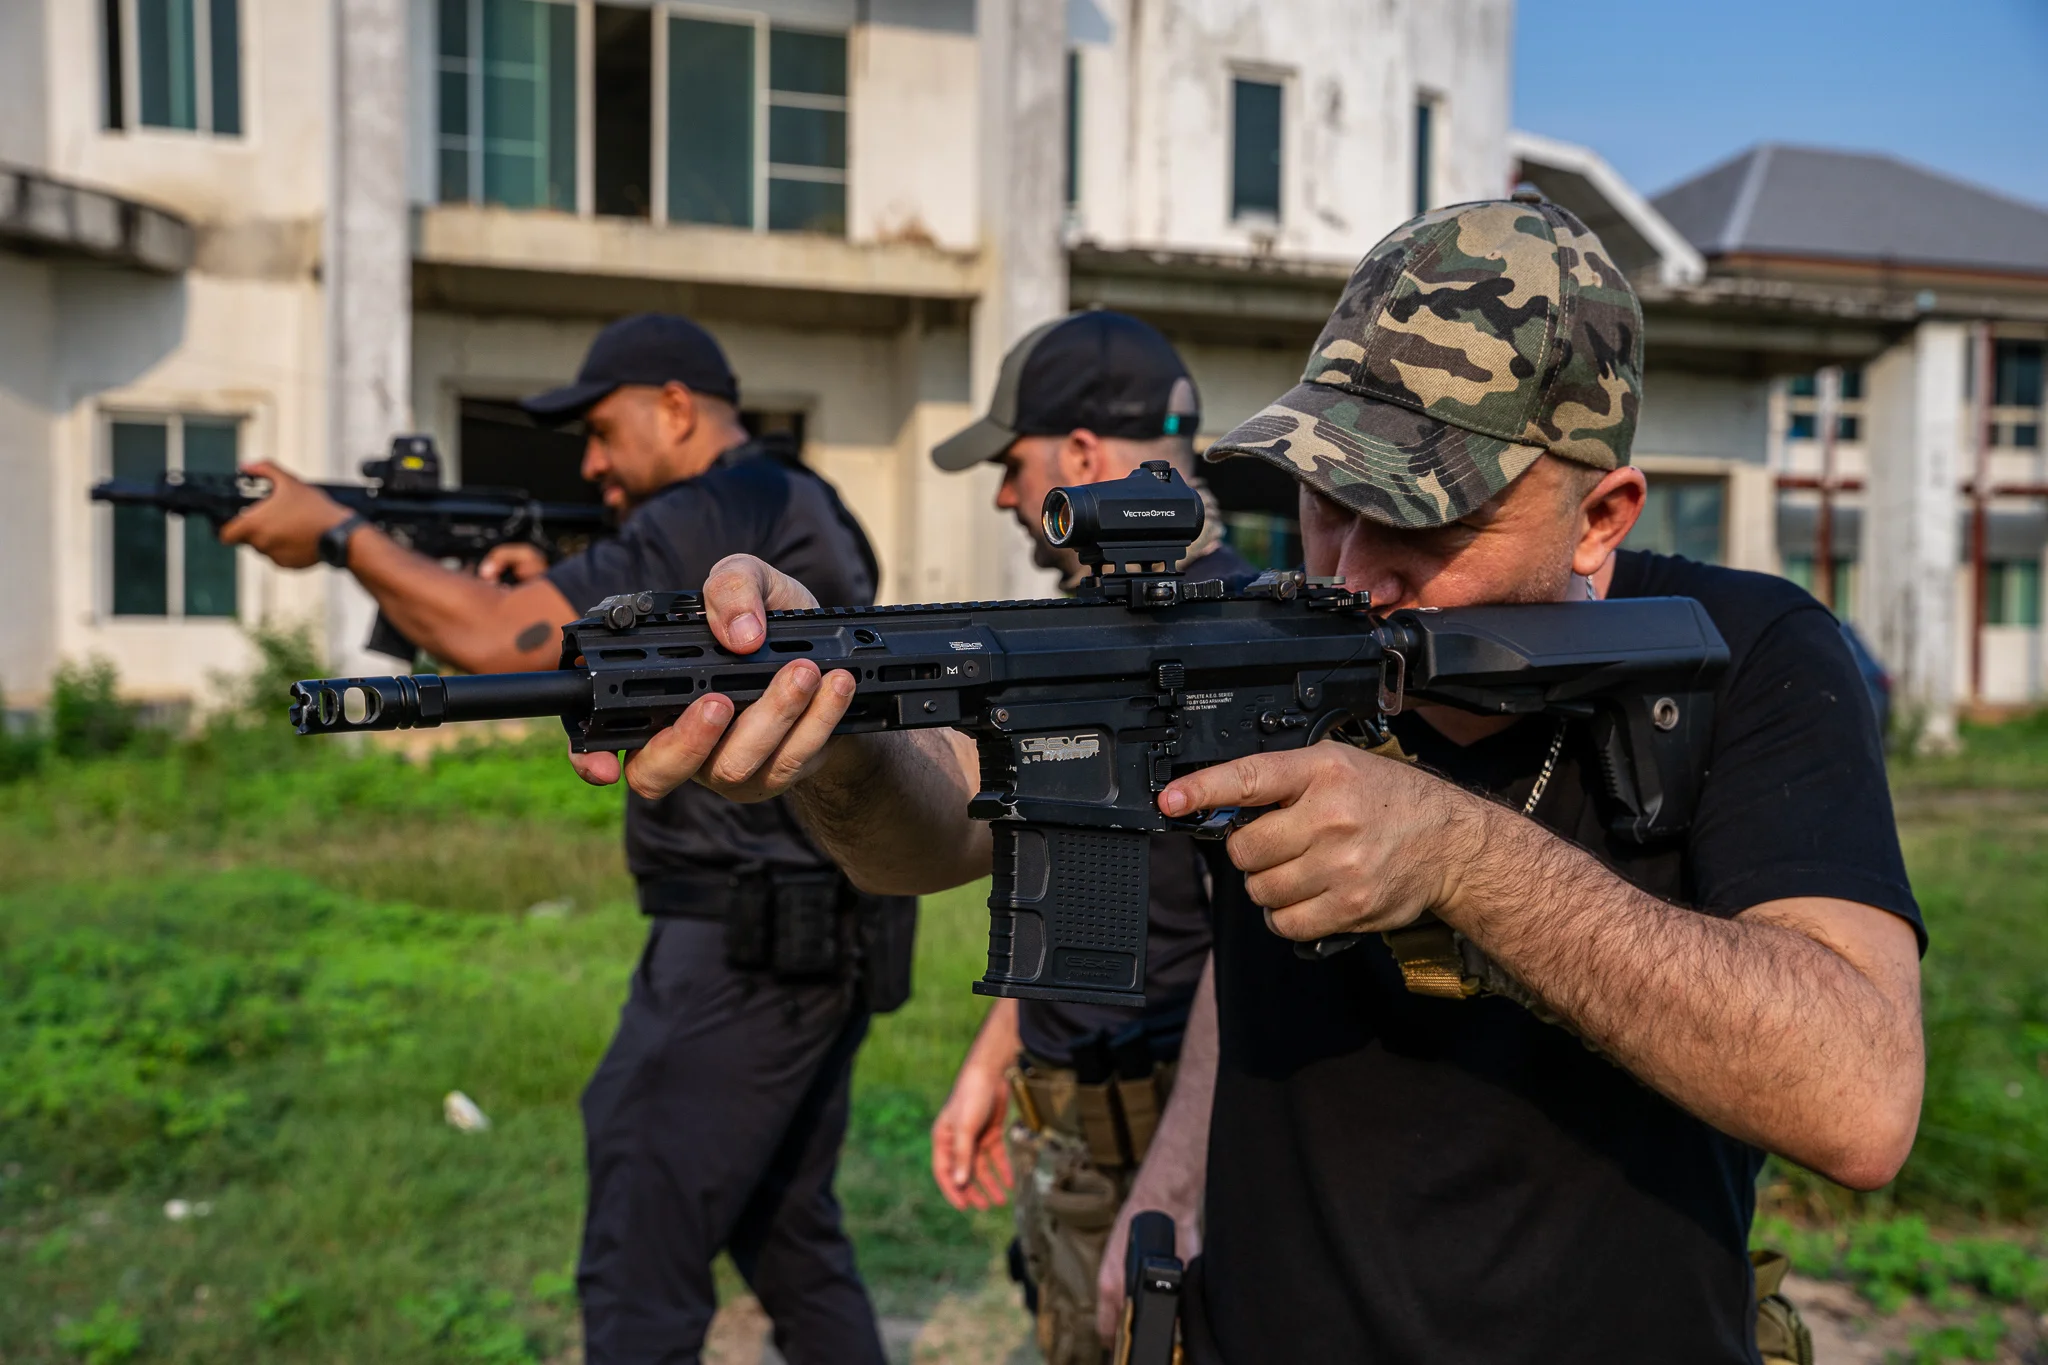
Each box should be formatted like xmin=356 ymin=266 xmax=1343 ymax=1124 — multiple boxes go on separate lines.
xmin=361 ymin=434 xmax=442 ymax=493
xmin=1040 ymin=461 xmax=1204 ymax=576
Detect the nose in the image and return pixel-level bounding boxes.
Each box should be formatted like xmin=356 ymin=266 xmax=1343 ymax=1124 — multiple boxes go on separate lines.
xmin=994 ymin=472 xmax=1020 ymax=512
xmin=1334 ymin=520 xmax=1413 ymax=610
xmin=581 ymin=436 xmax=606 ymax=483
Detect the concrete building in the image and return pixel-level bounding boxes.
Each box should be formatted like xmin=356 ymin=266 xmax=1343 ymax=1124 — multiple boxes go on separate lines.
xmin=1517 ymin=140 xmax=2048 ymax=737
xmin=0 ymin=0 xmax=1513 ymax=705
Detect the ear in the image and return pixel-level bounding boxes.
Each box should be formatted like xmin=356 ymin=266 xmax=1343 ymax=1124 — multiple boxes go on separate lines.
xmin=1055 ymin=429 xmax=1106 ymax=484
xmin=657 ymin=382 xmax=701 ymax=447
xmin=1573 ymin=467 xmax=1647 ymax=577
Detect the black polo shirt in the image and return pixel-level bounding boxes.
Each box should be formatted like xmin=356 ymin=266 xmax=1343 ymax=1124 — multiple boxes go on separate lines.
xmin=547 ymin=440 xmax=880 ymax=881
xmin=1189 ymin=550 xmax=1923 ymax=1365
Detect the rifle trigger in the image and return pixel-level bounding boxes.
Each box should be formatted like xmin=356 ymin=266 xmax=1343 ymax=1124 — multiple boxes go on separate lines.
xmin=1295 ymin=933 xmax=1364 ymax=960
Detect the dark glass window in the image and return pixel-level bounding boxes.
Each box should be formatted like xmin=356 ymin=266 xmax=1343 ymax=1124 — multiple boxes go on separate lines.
xmin=1836 ymin=414 xmax=1860 ymax=442
xmin=108 ymin=416 xmax=242 ymax=618
xmin=439 ymin=0 xmax=576 ymax=209
xmin=1625 ymin=477 xmax=1725 ymax=564
xmin=1985 ymin=561 xmax=2042 ymax=628
xmin=1788 ymin=373 xmax=1817 ymax=398
xmin=669 ymin=17 xmax=756 ymax=227
xmin=593 ymin=5 xmax=653 ymax=217
xmin=1413 ymin=99 xmax=1433 ymax=215
xmin=1994 ymin=340 xmax=2044 ymax=409
xmin=1787 ymin=412 xmax=1816 ymax=440
xmin=2012 ymin=423 xmax=2040 ymax=450
xmin=1839 ymin=366 xmax=1864 ymax=400
xmin=765 ymin=28 xmax=847 ymax=235
xmin=1231 ymin=79 xmax=1282 ymax=219
xmin=1783 ymin=555 xmax=1854 ymax=616
xmin=111 ymin=422 xmax=170 ymax=617
xmin=208 ymin=0 xmax=240 ymax=135
xmin=125 ymin=0 xmax=238 ymax=135
xmin=181 ymin=421 xmax=239 ymax=617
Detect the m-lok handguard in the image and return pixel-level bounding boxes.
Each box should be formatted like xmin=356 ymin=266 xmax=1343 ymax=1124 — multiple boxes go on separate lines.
xmin=288 ymin=462 xmax=1729 ymax=1009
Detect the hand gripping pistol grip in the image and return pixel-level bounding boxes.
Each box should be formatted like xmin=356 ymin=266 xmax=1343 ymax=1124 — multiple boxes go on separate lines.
xmin=975 ymin=822 xmax=1150 ymax=1009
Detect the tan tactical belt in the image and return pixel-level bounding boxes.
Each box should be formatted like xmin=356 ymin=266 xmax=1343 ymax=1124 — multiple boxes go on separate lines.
xmin=1011 ymin=1054 xmax=1178 ymax=1172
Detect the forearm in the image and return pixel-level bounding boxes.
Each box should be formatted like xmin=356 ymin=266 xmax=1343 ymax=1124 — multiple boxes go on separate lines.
xmin=344 ymin=529 xmax=561 ymax=673
xmin=1440 ymin=802 xmax=1922 ymax=1186
xmin=965 ymin=998 xmax=1022 ymax=1076
xmin=1135 ymin=956 xmax=1216 ymax=1203
xmin=790 ymin=728 xmax=992 ymax=895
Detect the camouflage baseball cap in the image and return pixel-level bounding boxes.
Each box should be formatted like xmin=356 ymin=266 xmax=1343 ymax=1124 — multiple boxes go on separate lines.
xmin=1207 ymin=197 xmax=1643 ymax=528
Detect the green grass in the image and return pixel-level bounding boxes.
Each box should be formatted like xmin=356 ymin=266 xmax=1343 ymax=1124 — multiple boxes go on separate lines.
xmin=1 ymin=683 xmax=2044 ymax=1361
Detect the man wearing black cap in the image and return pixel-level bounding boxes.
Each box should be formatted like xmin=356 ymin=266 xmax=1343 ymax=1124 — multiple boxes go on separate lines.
xmin=921 ymin=311 xmax=1250 ymax=1363
xmin=223 ymin=313 xmax=908 ymax=1365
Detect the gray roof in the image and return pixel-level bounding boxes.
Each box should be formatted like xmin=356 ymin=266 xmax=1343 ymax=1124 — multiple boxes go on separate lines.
xmin=1651 ymin=145 xmax=2048 ymax=278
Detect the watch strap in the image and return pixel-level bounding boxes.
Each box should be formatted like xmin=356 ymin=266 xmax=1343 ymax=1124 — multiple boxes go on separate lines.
xmin=318 ymin=513 xmax=368 ymax=569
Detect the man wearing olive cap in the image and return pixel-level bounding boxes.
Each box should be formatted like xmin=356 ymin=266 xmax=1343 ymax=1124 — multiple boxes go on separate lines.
xmin=573 ymin=200 xmax=1927 ymax=1363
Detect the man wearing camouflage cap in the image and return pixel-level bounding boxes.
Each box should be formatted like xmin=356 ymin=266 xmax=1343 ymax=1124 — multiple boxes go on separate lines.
xmin=568 ymin=198 xmax=1928 ymax=1362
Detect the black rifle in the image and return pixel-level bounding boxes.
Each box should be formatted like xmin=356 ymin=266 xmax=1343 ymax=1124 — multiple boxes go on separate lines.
xmin=1114 ymin=1211 xmax=1183 ymax=1365
xmin=287 ymin=463 xmax=1729 ymax=1007
xmin=92 ymin=434 xmax=613 ymax=658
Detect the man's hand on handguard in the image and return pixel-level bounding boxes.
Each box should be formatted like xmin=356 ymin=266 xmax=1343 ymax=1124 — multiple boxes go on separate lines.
xmin=1158 ymin=741 xmax=1478 ymax=942
xmin=568 ymin=554 xmax=858 ymax=800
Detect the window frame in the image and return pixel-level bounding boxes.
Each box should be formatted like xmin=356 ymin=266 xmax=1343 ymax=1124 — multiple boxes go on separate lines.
xmin=1782 ymin=366 xmax=1868 ymax=448
xmin=1228 ymin=68 xmax=1288 ymax=226
xmin=107 ymin=0 xmax=244 ymax=138
xmin=652 ymin=3 xmax=848 ymax=235
xmin=98 ymin=410 xmax=248 ymax=623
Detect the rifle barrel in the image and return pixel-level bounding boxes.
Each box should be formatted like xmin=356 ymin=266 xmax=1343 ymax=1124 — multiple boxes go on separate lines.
xmin=290 ymin=670 xmax=590 ymax=735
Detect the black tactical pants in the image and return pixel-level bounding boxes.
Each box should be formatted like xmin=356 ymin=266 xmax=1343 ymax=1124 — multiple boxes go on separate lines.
xmin=577 ymin=917 xmax=885 ymax=1365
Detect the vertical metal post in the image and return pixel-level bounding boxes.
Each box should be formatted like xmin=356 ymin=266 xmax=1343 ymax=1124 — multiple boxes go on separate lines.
xmin=1815 ymin=365 xmax=1840 ymax=612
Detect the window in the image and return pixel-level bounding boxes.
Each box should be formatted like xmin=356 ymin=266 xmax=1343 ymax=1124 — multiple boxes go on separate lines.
xmin=1624 ymin=477 xmax=1725 ymax=564
xmin=1231 ymin=78 xmax=1282 ymax=220
xmin=1413 ymin=97 xmax=1435 ymax=215
xmin=666 ymin=19 xmax=846 ymax=233
xmin=593 ymin=5 xmax=654 ymax=217
xmin=2010 ymin=423 xmax=2041 ymax=450
xmin=1783 ymin=555 xmax=1854 ymax=616
xmin=438 ymin=0 xmax=578 ymax=211
xmin=108 ymin=416 xmax=241 ymax=619
xmin=1994 ymin=340 xmax=2044 ymax=409
xmin=1784 ymin=368 xmax=1867 ymax=446
xmin=104 ymin=0 xmax=242 ymax=135
xmin=1984 ymin=561 xmax=2042 ymax=628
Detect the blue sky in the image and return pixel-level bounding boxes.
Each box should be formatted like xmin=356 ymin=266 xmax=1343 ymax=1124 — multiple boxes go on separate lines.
xmin=1513 ymin=0 xmax=2048 ymax=207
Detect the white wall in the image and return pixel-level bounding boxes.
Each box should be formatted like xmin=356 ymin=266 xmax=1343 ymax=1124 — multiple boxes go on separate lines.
xmin=1635 ymin=370 xmax=1771 ymax=465
xmin=42 ymin=0 xmax=330 ymax=225
xmin=1072 ymin=0 xmax=1514 ymax=263
xmin=848 ymin=22 xmax=980 ymax=251
xmin=0 ymin=256 xmax=58 ymax=699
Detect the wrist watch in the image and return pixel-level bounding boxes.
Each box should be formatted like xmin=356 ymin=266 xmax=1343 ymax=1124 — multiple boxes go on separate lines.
xmin=318 ymin=513 xmax=368 ymax=569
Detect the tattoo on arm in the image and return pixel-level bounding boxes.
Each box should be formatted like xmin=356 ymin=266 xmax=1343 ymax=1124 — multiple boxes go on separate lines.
xmin=515 ymin=622 xmax=552 ymax=653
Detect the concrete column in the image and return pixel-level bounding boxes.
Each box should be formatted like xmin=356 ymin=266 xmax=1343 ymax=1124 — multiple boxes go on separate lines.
xmin=1862 ymin=321 xmax=1965 ymax=750
xmin=325 ymin=0 xmax=414 ymax=672
xmin=971 ymin=0 xmax=1067 ymax=598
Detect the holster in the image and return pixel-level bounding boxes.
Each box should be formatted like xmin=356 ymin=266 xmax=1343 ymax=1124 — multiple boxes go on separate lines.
xmin=640 ymin=869 xmax=847 ymax=980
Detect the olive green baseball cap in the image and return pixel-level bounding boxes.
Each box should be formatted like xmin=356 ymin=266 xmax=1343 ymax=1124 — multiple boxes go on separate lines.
xmin=1206 ymin=197 xmax=1644 ymax=529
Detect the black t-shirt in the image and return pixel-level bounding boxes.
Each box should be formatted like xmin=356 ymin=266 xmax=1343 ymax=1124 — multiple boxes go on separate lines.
xmin=547 ymin=441 xmax=881 ymax=881
xmin=1016 ymin=542 xmax=1256 ymax=1066
xmin=1191 ymin=551 xmax=1923 ymax=1365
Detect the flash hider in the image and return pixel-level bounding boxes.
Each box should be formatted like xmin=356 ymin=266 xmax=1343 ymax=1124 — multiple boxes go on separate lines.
xmin=1042 ymin=461 xmax=1203 ymax=575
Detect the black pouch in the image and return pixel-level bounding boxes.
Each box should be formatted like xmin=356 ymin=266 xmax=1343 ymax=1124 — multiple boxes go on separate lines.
xmin=723 ymin=876 xmax=774 ymax=972
xmin=770 ymin=871 xmax=844 ymax=978
xmin=855 ymin=893 xmax=919 ymax=1014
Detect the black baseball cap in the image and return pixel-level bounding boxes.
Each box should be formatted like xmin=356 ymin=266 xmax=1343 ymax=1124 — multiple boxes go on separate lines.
xmin=931 ymin=311 xmax=1200 ymax=470
xmin=520 ymin=313 xmax=740 ymax=424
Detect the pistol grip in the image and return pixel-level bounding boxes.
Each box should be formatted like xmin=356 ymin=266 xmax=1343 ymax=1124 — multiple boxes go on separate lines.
xmin=975 ymin=822 xmax=1149 ymax=1009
